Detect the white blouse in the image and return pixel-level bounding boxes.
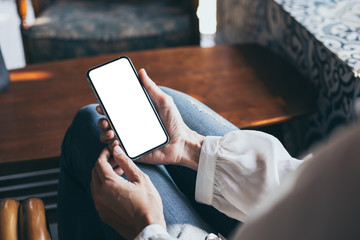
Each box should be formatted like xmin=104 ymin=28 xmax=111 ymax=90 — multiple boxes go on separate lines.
xmin=135 ymin=130 xmax=303 ymax=240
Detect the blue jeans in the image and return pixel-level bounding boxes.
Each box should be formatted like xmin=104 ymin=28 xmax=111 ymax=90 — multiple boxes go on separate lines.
xmin=57 ymin=87 xmax=240 ymax=240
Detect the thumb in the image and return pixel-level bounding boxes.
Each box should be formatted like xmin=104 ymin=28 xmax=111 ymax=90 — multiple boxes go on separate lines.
xmin=113 ymin=146 xmax=141 ymax=182
xmin=138 ymin=69 xmax=166 ymax=104
xmin=94 ymin=148 xmax=119 ymax=182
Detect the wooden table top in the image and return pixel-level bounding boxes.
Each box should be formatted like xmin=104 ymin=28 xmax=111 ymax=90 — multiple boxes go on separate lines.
xmin=0 ymin=44 xmax=317 ymax=163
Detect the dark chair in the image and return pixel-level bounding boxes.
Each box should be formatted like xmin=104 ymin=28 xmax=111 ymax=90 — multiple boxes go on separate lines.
xmin=16 ymin=0 xmax=199 ymax=63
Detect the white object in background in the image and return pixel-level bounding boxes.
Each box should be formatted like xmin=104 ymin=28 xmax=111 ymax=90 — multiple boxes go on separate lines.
xmin=197 ymin=0 xmax=217 ymax=47
xmin=0 ymin=0 xmax=34 ymax=70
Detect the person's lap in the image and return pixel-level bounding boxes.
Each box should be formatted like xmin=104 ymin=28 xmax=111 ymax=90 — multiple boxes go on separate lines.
xmin=57 ymin=87 xmax=240 ymax=239
xmin=161 ymin=87 xmax=241 ymax=236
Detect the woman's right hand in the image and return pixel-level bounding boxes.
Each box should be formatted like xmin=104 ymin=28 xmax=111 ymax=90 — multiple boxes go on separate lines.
xmin=97 ymin=69 xmax=204 ymax=170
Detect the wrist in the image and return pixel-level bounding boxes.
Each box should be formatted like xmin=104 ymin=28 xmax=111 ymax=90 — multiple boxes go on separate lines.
xmin=136 ymin=211 xmax=166 ymax=236
xmin=144 ymin=216 xmax=166 ymax=232
xmin=179 ymin=131 xmax=204 ymax=170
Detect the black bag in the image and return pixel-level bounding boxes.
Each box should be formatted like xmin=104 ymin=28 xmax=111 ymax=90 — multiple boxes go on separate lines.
xmin=0 ymin=47 xmax=9 ymax=95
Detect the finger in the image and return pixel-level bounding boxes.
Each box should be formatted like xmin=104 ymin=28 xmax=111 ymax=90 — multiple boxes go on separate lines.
xmin=109 ymin=157 xmax=125 ymax=176
xmin=96 ymin=105 xmax=104 ymax=115
xmin=97 ymin=118 xmax=110 ymax=131
xmin=114 ymin=166 xmax=125 ymax=176
xmin=113 ymin=146 xmax=141 ymax=182
xmin=108 ymin=157 xmax=118 ymax=168
xmin=100 ymin=130 xmax=116 ymax=143
xmin=94 ymin=148 xmax=118 ymax=182
xmin=108 ymin=140 xmax=120 ymax=152
xmin=138 ymin=69 xmax=167 ymax=105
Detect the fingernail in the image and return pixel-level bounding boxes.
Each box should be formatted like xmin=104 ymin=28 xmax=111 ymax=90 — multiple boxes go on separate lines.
xmin=114 ymin=146 xmax=123 ymax=155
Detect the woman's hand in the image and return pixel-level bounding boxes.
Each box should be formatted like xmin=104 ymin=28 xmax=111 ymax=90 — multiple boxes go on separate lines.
xmin=91 ymin=146 xmax=166 ymax=239
xmin=97 ymin=69 xmax=204 ymax=170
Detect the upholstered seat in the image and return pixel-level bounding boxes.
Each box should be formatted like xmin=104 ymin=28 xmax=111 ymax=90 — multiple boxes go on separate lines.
xmin=17 ymin=0 xmax=199 ymax=63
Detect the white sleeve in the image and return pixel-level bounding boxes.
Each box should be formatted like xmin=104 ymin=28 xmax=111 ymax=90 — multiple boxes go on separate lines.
xmin=135 ymin=224 xmax=174 ymax=240
xmin=195 ymin=130 xmax=302 ymax=222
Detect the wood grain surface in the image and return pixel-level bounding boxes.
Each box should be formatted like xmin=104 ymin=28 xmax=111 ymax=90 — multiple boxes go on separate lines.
xmin=0 ymin=44 xmax=317 ymax=163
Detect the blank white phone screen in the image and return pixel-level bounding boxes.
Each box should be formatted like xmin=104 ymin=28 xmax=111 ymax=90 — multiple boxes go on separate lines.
xmin=88 ymin=58 xmax=168 ymax=159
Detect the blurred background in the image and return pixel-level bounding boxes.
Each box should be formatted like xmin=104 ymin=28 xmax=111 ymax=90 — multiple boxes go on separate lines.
xmin=0 ymin=0 xmax=217 ymax=70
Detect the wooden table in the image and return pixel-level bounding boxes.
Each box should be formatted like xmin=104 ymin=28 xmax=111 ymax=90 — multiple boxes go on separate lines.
xmin=0 ymin=44 xmax=317 ymax=163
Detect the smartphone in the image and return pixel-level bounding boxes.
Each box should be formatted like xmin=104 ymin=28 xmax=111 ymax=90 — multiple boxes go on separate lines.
xmin=86 ymin=57 xmax=169 ymax=160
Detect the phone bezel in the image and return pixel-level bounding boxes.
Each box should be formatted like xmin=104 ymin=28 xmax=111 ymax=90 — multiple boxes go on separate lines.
xmin=86 ymin=56 xmax=169 ymax=160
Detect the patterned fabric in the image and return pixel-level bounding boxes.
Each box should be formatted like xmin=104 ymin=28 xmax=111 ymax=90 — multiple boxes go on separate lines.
xmin=23 ymin=0 xmax=197 ymax=63
xmin=216 ymin=0 xmax=360 ymax=155
xmin=276 ymin=0 xmax=360 ymax=73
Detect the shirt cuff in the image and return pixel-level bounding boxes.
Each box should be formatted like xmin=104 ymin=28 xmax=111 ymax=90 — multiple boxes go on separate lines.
xmin=195 ymin=136 xmax=221 ymax=205
xmin=135 ymin=224 xmax=172 ymax=240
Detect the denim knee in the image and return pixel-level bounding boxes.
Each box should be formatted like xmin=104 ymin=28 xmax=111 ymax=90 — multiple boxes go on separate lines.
xmin=72 ymin=104 xmax=100 ymax=131
xmin=60 ymin=104 xmax=104 ymax=173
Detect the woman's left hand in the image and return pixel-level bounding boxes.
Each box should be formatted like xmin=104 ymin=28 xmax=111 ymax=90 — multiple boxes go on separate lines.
xmin=91 ymin=146 xmax=166 ymax=239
